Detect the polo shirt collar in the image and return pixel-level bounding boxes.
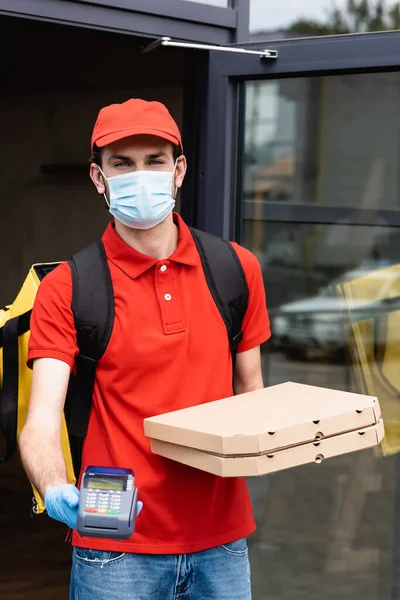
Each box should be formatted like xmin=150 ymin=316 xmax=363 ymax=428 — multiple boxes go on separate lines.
xmin=102 ymin=213 xmax=198 ymax=279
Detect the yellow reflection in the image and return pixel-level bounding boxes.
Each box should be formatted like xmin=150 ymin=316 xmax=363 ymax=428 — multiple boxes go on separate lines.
xmin=337 ymin=264 xmax=400 ymax=456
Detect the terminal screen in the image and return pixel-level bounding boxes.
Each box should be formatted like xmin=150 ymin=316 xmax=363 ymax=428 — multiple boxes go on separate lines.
xmin=87 ymin=476 xmax=125 ymax=491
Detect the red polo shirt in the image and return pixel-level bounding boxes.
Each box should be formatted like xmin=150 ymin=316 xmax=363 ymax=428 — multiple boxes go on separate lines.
xmin=28 ymin=214 xmax=270 ymax=554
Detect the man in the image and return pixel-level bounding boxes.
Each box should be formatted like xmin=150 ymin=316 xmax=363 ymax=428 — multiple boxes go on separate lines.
xmin=19 ymin=98 xmax=270 ymax=600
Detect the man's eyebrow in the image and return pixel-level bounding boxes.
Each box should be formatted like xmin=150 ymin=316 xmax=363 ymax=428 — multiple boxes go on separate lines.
xmin=108 ymin=153 xmax=133 ymax=163
xmin=146 ymin=151 xmax=168 ymax=160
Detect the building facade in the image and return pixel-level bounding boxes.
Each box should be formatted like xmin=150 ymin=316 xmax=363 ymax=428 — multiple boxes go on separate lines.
xmin=1 ymin=2 xmax=400 ymax=598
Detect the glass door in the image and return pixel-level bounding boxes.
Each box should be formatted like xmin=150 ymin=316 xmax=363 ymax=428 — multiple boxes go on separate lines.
xmin=200 ymin=31 xmax=400 ymax=600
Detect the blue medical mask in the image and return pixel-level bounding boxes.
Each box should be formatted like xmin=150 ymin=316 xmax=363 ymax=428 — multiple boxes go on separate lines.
xmin=99 ymin=161 xmax=179 ymax=230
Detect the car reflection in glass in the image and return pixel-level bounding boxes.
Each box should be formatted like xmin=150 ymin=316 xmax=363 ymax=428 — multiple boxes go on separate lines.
xmin=271 ymin=261 xmax=399 ymax=362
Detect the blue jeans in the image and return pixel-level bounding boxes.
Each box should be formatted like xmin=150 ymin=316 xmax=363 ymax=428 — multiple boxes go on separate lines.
xmin=70 ymin=538 xmax=252 ymax=600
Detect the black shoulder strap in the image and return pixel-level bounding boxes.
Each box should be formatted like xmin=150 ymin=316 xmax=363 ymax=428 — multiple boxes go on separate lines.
xmin=189 ymin=227 xmax=249 ymax=369
xmin=66 ymin=241 xmax=114 ymax=477
xmin=0 ymin=309 xmax=31 ymax=349
xmin=0 ymin=315 xmax=28 ymax=462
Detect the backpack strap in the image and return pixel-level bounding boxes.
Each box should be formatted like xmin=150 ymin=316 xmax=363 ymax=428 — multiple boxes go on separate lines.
xmin=189 ymin=227 xmax=249 ymax=370
xmin=0 ymin=315 xmax=28 ymax=462
xmin=0 ymin=309 xmax=31 ymax=349
xmin=66 ymin=241 xmax=114 ymax=478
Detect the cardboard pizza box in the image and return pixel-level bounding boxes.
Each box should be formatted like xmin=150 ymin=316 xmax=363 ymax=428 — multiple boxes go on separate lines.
xmin=149 ymin=420 xmax=384 ymax=477
xmin=144 ymin=382 xmax=381 ymax=456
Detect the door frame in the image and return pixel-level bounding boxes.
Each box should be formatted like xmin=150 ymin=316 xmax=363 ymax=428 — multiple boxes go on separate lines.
xmin=194 ymin=31 xmax=400 ymax=237
xmin=0 ymin=0 xmax=249 ymax=45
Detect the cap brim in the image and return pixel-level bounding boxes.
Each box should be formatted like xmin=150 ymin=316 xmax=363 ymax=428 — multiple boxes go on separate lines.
xmin=93 ymin=127 xmax=182 ymax=151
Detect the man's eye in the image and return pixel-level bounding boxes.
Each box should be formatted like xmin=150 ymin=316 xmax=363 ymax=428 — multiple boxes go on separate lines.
xmin=115 ymin=162 xmax=129 ymax=167
xmin=148 ymin=160 xmax=164 ymax=165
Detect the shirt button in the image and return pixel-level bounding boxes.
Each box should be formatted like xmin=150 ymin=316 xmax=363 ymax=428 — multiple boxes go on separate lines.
xmin=160 ymin=265 xmax=167 ymax=272
xmin=164 ymin=293 xmax=172 ymax=301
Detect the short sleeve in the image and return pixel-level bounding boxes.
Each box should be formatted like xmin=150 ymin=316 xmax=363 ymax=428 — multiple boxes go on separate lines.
xmin=27 ymin=262 xmax=78 ymax=369
xmin=230 ymin=242 xmax=271 ymax=353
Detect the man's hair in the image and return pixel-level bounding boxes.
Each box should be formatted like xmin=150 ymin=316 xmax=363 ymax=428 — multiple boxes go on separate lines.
xmin=89 ymin=143 xmax=103 ymax=168
xmin=89 ymin=142 xmax=182 ymax=167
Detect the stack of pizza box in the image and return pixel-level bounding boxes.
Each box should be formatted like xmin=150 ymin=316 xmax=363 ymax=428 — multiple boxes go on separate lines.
xmin=144 ymin=382 xmax=384 ymax=477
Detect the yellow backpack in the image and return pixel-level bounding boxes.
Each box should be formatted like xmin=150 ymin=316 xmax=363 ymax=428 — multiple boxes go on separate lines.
xmin=0 ymin=264 xmax=76 ymax=514
xmin=337 ymin=264 xmax=400 ymax=456
xmin=0 ymin=241 xmax=117 ymax=515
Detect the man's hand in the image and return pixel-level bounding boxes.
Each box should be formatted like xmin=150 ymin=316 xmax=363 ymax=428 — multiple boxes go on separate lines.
xmin=45 ymin=484 xmax=80 ymax=529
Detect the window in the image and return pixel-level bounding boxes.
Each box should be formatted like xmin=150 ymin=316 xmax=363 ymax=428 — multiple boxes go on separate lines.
xmin=243 ymin=74 xmax=400 ymax=209
xmin=239 ymin=70 xmax=400 ymax=600
xmin=249 ymin=0 xmax=400 ymax=39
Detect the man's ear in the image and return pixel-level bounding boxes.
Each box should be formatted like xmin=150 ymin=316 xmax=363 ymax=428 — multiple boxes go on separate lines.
xmin=175 ymin=156 xmax=187 ymax=191
xmin=90 ymin=163 xmax=106 ymax=195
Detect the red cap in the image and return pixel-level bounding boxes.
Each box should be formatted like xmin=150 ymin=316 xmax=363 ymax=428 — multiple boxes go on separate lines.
xmin=91 ymin=98 xmax=183 ymax=151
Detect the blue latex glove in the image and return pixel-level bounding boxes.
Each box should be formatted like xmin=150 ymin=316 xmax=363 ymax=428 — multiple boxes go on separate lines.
xmin=45 ymin=484 xmax=80 ymax=530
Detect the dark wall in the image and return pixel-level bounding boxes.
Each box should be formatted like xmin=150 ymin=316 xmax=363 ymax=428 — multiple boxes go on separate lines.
xmin=0 ymin=16 xmax=184 ymax=304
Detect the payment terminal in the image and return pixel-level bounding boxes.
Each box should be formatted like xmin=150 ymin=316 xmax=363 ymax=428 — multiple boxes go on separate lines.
xmin=77 ymin=466 xmax=139 ymax=540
